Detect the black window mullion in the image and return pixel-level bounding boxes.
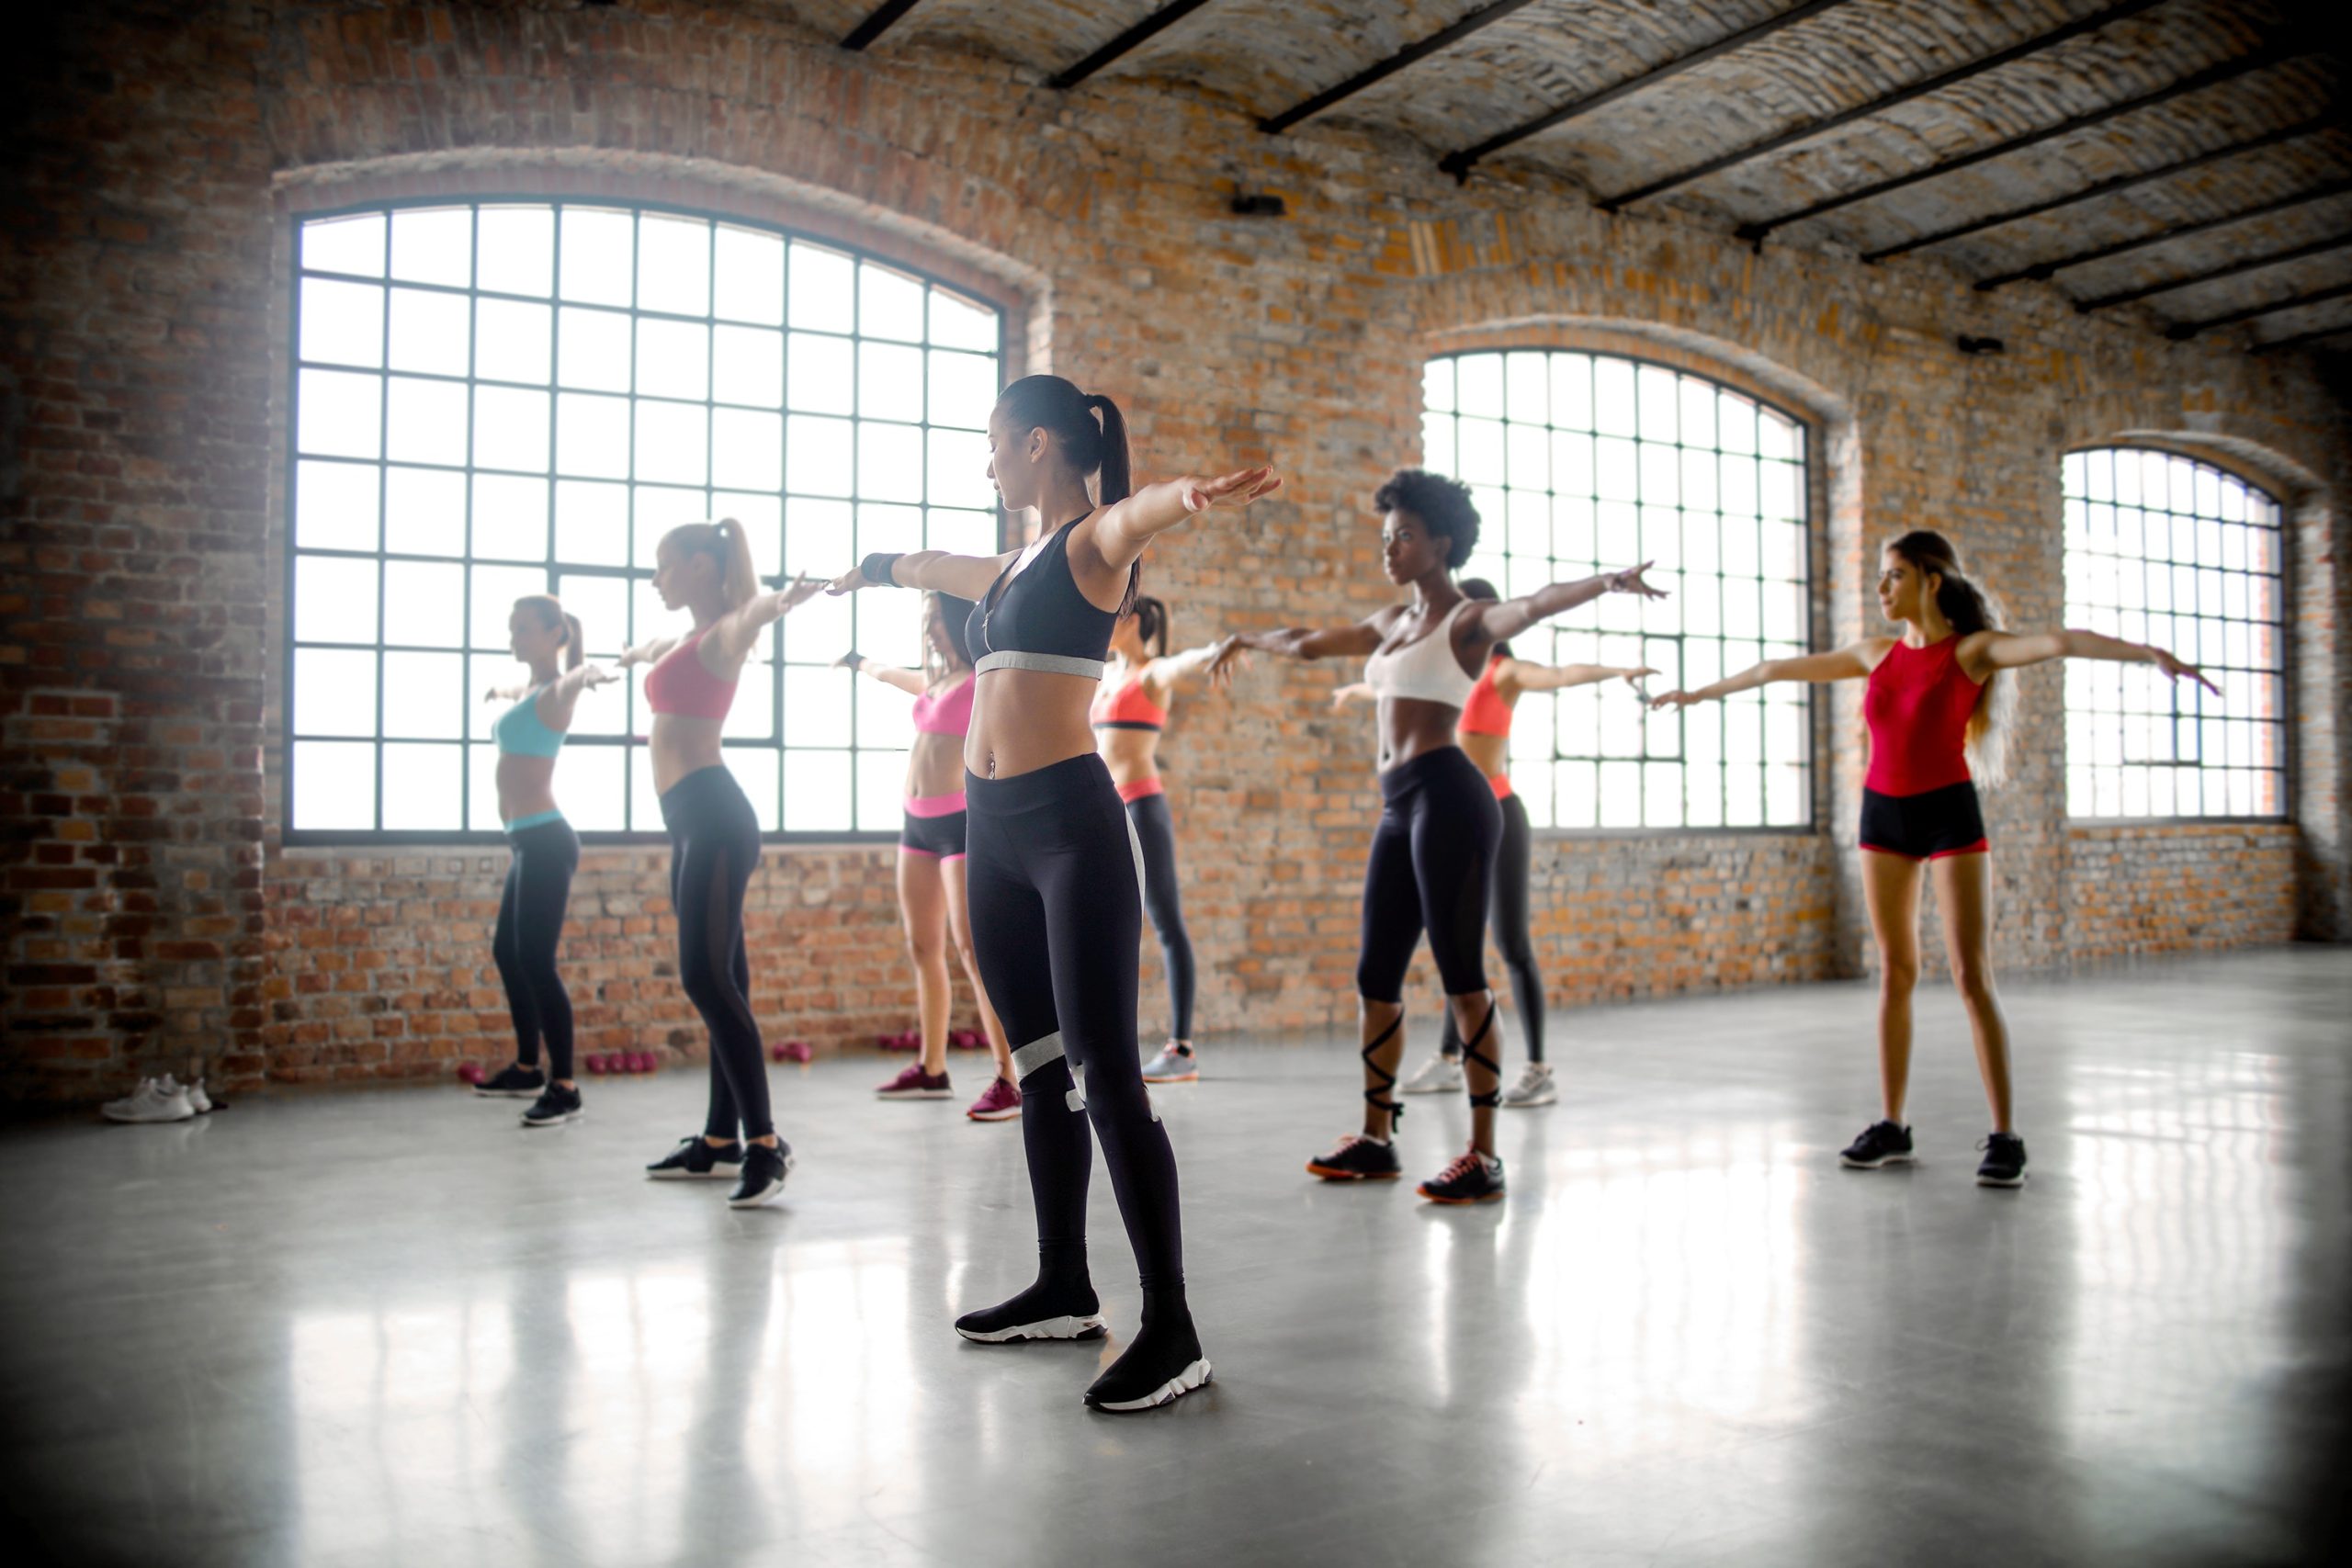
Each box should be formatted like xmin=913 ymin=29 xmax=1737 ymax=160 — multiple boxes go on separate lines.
xmin=375 ymin=220 xmax=398 ymax=833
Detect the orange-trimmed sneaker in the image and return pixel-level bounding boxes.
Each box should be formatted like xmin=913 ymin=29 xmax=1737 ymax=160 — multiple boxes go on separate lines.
xmin=1306 ymin=1132 xmax=1402 ymax=1181
xmin=1141 ymin=1041 xmax=1197 ymax=1083
xmin=1418 ymin=1145 xmax=1505 ymax=1204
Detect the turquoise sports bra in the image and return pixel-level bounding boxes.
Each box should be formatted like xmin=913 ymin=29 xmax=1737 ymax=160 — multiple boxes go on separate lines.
xmin=493 ymin=686 xmax=567 ymax=759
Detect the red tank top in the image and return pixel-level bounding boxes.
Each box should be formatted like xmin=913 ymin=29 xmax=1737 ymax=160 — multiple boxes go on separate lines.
xmin=1864 ymin=637 xmax=1983 ymax=796
xmin=1458 ymin=652 xmax=1511 ymax=738
xmin=645 ymin=629 xmax=738 ymax=720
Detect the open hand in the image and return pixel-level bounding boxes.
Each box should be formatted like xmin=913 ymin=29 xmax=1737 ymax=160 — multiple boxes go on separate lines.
xmin=2152 ymin=647 xmax=2221 ymax=695
xmin=1648 ymin=689 xmax=1705 ymax=711
xmin=580 ymin=664 xmax=619 ymax=689
xmin=1181 ymin=467 xmax=1283 ymax=514
xmin=1620 ymin=666 xmax=1660 ymax=693
xmin=1204 ymin=636 xmax=1250 ymax=690
xmin=824 ymin=565 xmax=874 ymax=596
xmin=1608 ymin=562 xmax=1667 ymax=600
xmin=773 ymin=571 xmax=821 ymax=615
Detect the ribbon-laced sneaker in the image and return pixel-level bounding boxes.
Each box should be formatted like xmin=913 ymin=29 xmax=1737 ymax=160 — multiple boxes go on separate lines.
xmin=521 ymin=1083 xmax=584 ymax=1128
xmin=1418 ymin=1146 xmax=1506 ymax=1204
xmin=966 ymin=1077 xmax=1022 ymax=1122
xmin=1839 ymin=1120 xmax=1916 ymax=1169
xmin=876 ymin=1064 xmax=953 ymax=1100
xmin=1975 ymin=1132 xmax=2029 ymax=1189
xmin=729 ymin=1142 xmax=794 ymax=1208
xmin=474 ymin=1064 xmax=546 ymax=1099
xmin=1398 ymin=1053 xmax=1462 ymax=1095
xmin=1140 ymin=1042 xmax=1198 ymax=1083
xmin=645 ymin=1135 xmax=745 ymax=1180
xmin=101 ymin=1077 xmax=195 ymax=1124
xmin=1305 ymin=1132 xmax=1402 ymax=1182
xmin=1499 ymin=1062 xmax=1556 ymax=1108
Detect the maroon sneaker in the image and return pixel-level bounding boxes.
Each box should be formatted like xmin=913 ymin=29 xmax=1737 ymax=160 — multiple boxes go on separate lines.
xmin=966 ymin=1076 xmax=1021 ymax=1122
xmin=876 ymin=1064 xmax=953 ymax=1100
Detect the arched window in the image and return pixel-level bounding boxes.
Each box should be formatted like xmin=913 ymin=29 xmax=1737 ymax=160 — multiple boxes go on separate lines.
xmin=1420 ymin=350 xmax=1813 ymax=829
xmin=286 ymin=200 xmax=1005 ymax=840
xmin=2062 ymin=447 xmax=2288 ymax=819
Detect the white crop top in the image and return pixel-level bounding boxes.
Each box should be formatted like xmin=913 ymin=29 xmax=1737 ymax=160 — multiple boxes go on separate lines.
xmin=1363 ymin=600 xmax=1479 ymax=708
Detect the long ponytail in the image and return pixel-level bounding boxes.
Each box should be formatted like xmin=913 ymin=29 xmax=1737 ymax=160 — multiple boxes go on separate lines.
xmin=514 ymin=594 xmax=584 ymax=671
xmin=1887 ymin=529 xmax=2014 ymax=788
xmin=1132 ymin=594 xmax=1170 ymax=658
xmin=1085 ymin=392 xmax=1131 ymax=506
xmin=662 ymin=517 xmax=759 ymax=612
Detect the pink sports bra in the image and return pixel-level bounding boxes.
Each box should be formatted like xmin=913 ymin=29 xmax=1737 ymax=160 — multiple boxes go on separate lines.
xmin=911 ymin=671 xmax=976 ymax=737
xmin=645 ymin=629 xmax=738 ymax=720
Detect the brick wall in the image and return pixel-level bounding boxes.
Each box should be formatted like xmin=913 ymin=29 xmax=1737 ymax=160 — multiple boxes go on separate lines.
xmin=3 ymin=1 xmax=2345 ymax=1105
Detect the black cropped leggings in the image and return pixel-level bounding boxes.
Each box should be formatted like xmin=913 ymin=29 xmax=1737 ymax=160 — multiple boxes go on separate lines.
xmin=1356 ymin=748 xmax=1503 ymax=1004
xmin=1125 ymin=791 xmax=1195 ymax=1043
xmin=967 ymin=755 xmax=1184 ymax=1294
xmin=1439 ymin=787 xmax=1544 ymax=1063
xmin=661 ymin=766 xmax=771 ymax=1142
xmin=493 ymin=817 xmax=580 ymax=1080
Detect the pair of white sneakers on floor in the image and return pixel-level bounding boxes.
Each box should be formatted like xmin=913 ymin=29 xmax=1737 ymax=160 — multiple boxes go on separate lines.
xmin=101 ymin=1074 xmax=214 ymax=1123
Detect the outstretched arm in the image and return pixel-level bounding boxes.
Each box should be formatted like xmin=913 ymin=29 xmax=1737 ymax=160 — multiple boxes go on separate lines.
xmin=833 ymin=652 xmax=928 ymax=698
xmin=1502 ymin=660 xmax=1659 ymax=694
xmin=614 ymin=632 xmax=689 ymax=671
xmin=1330 ymin=682 xmax=1375 ymax=711
xmin=1476 ymin=563 xmax=1666 ymax=643
xmin=1148 ymin=638 xmax=1250 ymax=698
xmin=700 ymin=574 xmax=826 ymax=669
xmin=1093 ymin=467 xmax=1283 ymax=571
xmin=1214 ymin=613 xmax=1389 ymax=678
xmin=1962 ymin=627 xmax=2218 ymax=692
xmin=1651 ymin=641 xmax=1885 ymax=709
xmin=535 ymin=660 xmax=618 ymax=728
xmin=827 ymin=547 xmax=1020 ymax=604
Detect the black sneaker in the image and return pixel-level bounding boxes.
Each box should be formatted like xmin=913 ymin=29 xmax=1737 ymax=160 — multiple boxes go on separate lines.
xmin=521 ymin=1083 xmax=582 ymax=1128
xmin=645 ymin=1134 xmax=745 ymax=1180
xmin=728 ymin=1141 xmax=794 ymax=1208
xmin=955 ymin=1274 xmax=1107 ymax=1343
xmin=1839 ymin=1120 xmax=1915 ymax=1169
xmin=1306 ymin=1131 xmax=1402 ymax=1182
xmin=475 ymin=1063 xmax=546 ymax=1099
xmin=1083 ymin=1296 xmax=1210 ymax=1413
xmin=1975 ymin=1132 xmax=2028 ymax=1188
xmin=1418 ymin=1145 xmax=1506 ymax=1204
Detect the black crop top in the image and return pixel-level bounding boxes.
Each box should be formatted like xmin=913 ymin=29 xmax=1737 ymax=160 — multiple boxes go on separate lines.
xmin=966 ymin=516 xmax=1139 ymax=679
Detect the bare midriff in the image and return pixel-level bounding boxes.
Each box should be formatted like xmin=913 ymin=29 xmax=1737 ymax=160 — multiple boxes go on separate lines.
xmin=1375 ymin=697 xmax=1469 ymax=773
xmin=907 ymin=729 xmax=967 ymax=799
xmin=1457 ymin=729 xmax=1508 ymax=779
xmin=650 ymin=716 xmax=726 ymax=796
xmin=495 ymin=754 xmax=560 ymax=825
xmin=1094 ymin=725 xmax=1159 ymax=793
xmin=967 ymin=671 xmax=1099 ymax=780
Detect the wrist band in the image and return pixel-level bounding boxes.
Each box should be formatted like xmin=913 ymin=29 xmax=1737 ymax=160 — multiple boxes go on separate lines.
xmin=861 ymin=552 xmax=903 ymax=587
xmin=842 ymin=650 xmax=865 ymax=671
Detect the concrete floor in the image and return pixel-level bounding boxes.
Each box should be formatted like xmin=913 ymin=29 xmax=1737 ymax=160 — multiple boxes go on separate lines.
xmin=2 ymin=949 xmax=2346 ymax=1567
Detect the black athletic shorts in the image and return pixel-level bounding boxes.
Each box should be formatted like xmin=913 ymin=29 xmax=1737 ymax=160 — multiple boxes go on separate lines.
xmin=1860 ymin=780 xmax=1987 ymax=861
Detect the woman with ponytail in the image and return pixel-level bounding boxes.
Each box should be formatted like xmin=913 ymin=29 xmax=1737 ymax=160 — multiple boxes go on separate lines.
xmin=1652 ymin=529 xmax=2215 ymax=1188
xmin=616 ymin=519 xmax=823 ymax=1209
xmin=1091 ymin=594 xmax=1245 ymax=1084
xmin=474 ymin=595 xmax=613 ymax=1128
xmin=827 ymin=373 xmax=1280 ymax=1412
xmin=836 ymin=591 xmax=1023 ymax=1121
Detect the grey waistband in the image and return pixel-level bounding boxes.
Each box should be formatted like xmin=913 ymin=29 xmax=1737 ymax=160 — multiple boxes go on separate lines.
xmin=976 ymin=651 xmax=1106 ymax=680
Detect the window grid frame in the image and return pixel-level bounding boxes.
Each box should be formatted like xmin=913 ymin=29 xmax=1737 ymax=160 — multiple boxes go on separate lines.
xmin=2061 ymin=445 xmax=2292 ymax=825
xmin=282 ymin=195 xmax=1008 ymax=845
xmin=1422 ymin=347 xmax=1819 ymax=837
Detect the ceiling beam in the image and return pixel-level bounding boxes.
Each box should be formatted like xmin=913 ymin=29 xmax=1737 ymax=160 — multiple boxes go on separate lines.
xmin=841 ymin=0 xmax=924 ymax=51
xmin=1974 ymin=177 xmax=2352 ymax=290
xmin=1736 ymin=40 xmax=2293 ymax=243
xmin=1048 ymin=0 xmax=1222 ymax=92
xmin=2075 ymin=231 xmax=2352 ymax=311
xmin=1600 ymin=0 xmax=2168 ymax=211
xmin=1261 ymin=0 xmax=1545 ymax=136
xmin=1435 ymin=0 xmax=1852 ymax=182
xmin=1862 ymin=117 xmax=2336 ymax=263
xmin=2168 ymin=277 xmax=2352 ymax=338
xmin=2248 ymin=319 xmax=2352 ymax=354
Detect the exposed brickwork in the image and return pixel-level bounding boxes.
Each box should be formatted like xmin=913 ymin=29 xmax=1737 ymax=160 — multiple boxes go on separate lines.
xmin=2 ymin=0 xmax=2344 ymax=1106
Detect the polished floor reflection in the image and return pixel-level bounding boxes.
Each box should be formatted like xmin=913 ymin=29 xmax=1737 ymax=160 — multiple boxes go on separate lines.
xmin=3 ymin=949 xmax=2346 ymax=1566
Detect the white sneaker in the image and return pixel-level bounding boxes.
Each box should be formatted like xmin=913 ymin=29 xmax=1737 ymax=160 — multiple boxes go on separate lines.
xmin=184 ymin=1078 xmax=214 ymax=1114
xmin=1499 ymin=1062 xmax=1557 ymax=1109
xmin=1398 ymin=1053 xmax=1463 ymax=1095
xmin=102 ymin=1077 xmax=195 ymax=1123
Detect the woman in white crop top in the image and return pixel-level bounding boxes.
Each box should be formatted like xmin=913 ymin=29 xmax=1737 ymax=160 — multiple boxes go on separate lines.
xmin=1214 ymin=468 xmax=1660 ymax=1204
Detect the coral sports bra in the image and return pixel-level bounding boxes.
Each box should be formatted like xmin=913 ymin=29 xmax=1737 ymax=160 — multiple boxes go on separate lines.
xmin=1363 ymin=600 xmax=1479 ymax=708
xmin=967 ymin=517 xmax=1138 ymax=681
xmin=1091 ymin=671 xmax=1167 ymax=732
xmin=1457 ymin=652 xmax=1512 ymax=738
xmin=645 ymin=629 xmax=738 ymax=720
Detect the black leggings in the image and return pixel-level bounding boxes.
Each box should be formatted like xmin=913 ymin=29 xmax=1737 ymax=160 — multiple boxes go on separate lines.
xmin=660 ymin=766 xmax=771 ymax=1141
xmin=493 ymin=817 xmax=580 ymax=1079
xmin=1357 ymin=748 xmax=1502 ymax=1003
xmin=1440 ymin=787 xmax=1544 ymax=1063
xmin=1125 ymin=791 xmax=1195 ymax=1043
xmin=967 ymin=755 xmax=1184 ymax=1294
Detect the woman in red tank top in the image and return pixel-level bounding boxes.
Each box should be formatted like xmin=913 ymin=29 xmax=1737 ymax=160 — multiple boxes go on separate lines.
xmin=1652 ymin=530 xmax=2215 ymax=1189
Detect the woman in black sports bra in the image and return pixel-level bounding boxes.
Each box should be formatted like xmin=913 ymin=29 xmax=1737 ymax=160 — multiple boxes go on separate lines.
xmin=827 ymin=373 xmax=1278 ymax=1414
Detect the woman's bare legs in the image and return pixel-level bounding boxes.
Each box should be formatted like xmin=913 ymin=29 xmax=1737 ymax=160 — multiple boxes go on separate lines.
xmin=944 ymin=857 xmax=1016 ymax=1086
xmin=1861 ymin=850 xmax=1924 ymax=1124
xmin=898 ymin=852 xmax=953 ymax=1077
xmin=1931 ymin=852 xmax=2012 ymax=1134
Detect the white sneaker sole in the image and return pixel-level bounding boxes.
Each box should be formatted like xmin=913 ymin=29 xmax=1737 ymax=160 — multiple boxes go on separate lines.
xmin=522 ymin=1108 xmax=583 ymax=1128
xmin=1839 ymin=1153 xmax=1915 ymax=1169
xmin=727 ymin=1153 xmax=796 ymax=1208
xmin=967 ymin=1106 xmax=1022 ymax=1122
xmin=876 ymin=1089 xmax=956 ymax=1100
xmin=1501 ymin=1092 xmax=1556 ymax=1108
xmin=473 ymin=1087 xmax=543 ymax=1099
xmin=1399 ymin=1078 xmax=1461 ymax=1096
xmin=956 ymin=1314 xmax=1107 ymax=1343
xmin=648 ymin=1167 xmax=740 ymax=1180
xmin=1976 ymin=1171 xmax=2027 ymax=1188
xmin=101 ymin=1107 xmax=195 ymax=1123
xmin=1089 ymin=1357 xmax=1213 ymax=1412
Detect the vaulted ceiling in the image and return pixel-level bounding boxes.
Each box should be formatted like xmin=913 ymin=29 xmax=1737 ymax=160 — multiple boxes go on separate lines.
xmin=789 ymin=1 xmax=2348 ymax=352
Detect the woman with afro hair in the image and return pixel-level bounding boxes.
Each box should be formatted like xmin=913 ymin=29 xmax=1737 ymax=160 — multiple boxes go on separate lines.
xmin=1214 ymin=469 xmax=1661 ymax=1203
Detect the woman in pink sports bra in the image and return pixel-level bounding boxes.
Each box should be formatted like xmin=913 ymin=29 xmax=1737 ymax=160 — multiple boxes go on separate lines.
xmin=1091 ymin=596 xmax=1243 ymax=1085
xmin=838 ymin=592 xmax=1021 ymax=1121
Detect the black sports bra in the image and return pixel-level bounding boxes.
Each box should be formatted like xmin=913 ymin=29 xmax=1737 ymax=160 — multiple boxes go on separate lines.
xmin=966 ymin=516 xmax=1138 ymax=681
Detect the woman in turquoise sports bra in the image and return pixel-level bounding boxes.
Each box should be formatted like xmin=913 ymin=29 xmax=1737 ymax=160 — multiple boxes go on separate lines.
xmin=472 ymin=594 xmax=612 ymax=1128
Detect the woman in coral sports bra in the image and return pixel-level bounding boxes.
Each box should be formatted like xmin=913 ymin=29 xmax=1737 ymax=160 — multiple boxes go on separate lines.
xmin=1091 ymin=595 xmax=1243 ymax=1085
xmin=1653 ymin=529 xmax=2215 ymax=1190
xmin=838 ymin=592 xmax=1021 ymax=1122
xmin=1335 ymin=576 xmax=1654 ymax=1111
